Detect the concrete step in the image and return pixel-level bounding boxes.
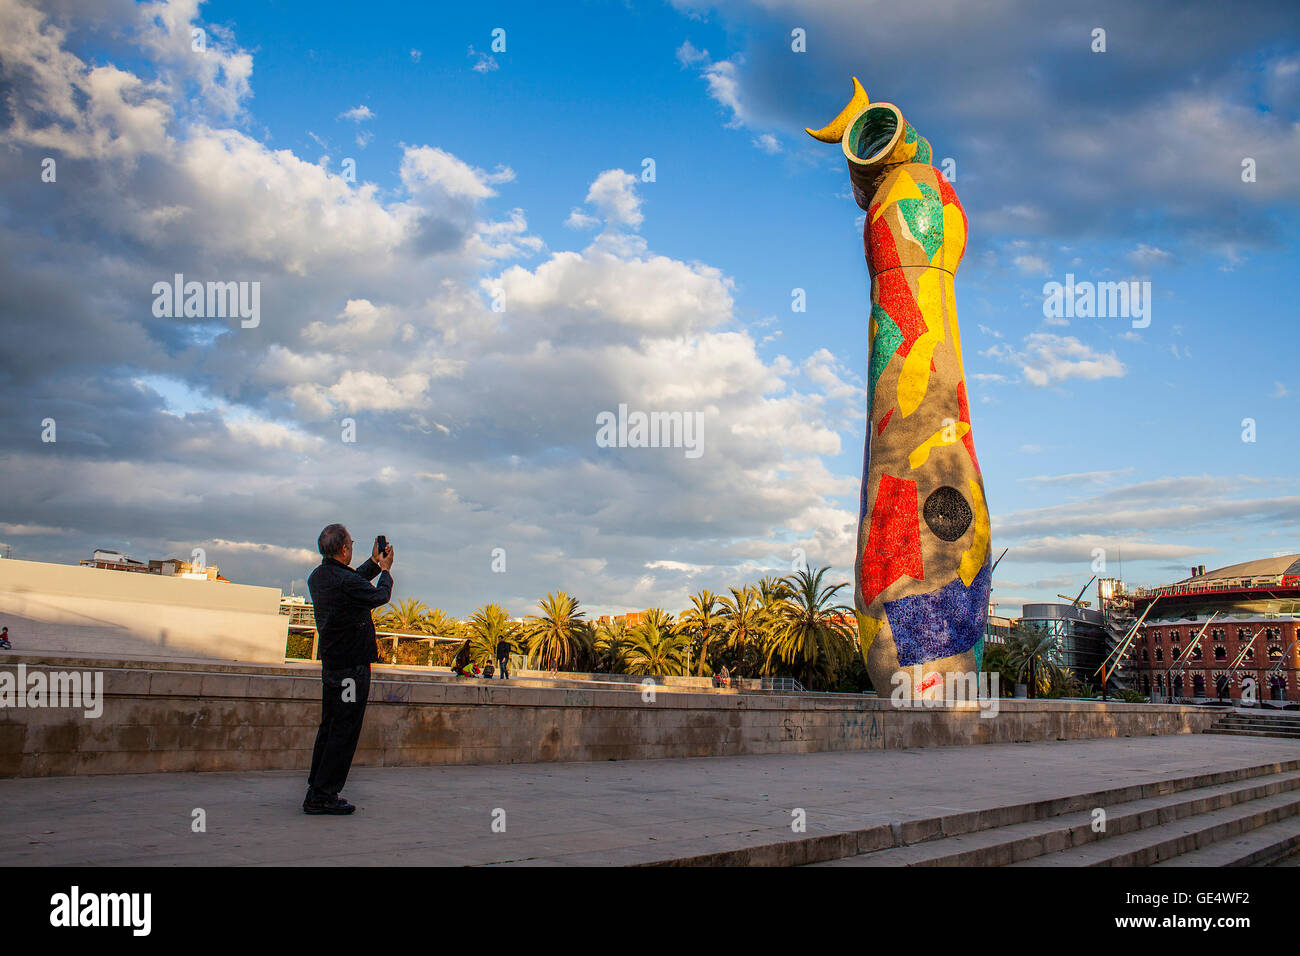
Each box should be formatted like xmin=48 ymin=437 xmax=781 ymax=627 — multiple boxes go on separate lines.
xmin=1152 ymin=816 xmax=1300 ymax=867
xmin=812 ymin=770 xmax=1300 ymax=867
xmin=1212 ymin=725 xmax=1300 ymax=733
xmin=1206 ymin=728 xmax=1300 ymax=738
xmin=1010 ymin=787 xmax=1300 ymax=866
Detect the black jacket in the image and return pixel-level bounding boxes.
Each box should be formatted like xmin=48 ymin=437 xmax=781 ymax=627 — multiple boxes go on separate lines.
xmin=496 ymin=639 xmax=512 ymax=659
xmin=307 ymin=557 xmax=393 ymax=669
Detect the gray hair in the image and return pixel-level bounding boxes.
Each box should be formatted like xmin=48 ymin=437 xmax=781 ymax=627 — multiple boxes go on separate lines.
xmin=317 ymin=524 xmax=349 ymax=558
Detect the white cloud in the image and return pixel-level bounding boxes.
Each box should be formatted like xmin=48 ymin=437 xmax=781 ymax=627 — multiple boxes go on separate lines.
xmin=198 ymin=538 xmax=319 ymax=565
xmin=0 ymin=522 xmax=69 ymax=536
xmin=400 ymin=145 xmax=515 ymax=200
xmin=581 ymin=169 xmax=644 ymax=229
xmin=675 ymin=40 xmax=710 ymax=67
xmin=17 ymin=0 xmax=1204 ymax=617
xmin=701 ymin=57 xmax=748 ymax=128
xmin=1129 ymin=243 xmax=1173 ymax=268
xmin=1012 ymin=254 xmax=1049 ymax=276
xmin=467 ymin=45 xmax=498 ymax=73
xmin=984 ymin=333 xmax=1126 ymax=386
xmin=1019 ymin=468 xmax=1134 ymax=487
xmin=564 ymin=208 xmax=600 ymax=229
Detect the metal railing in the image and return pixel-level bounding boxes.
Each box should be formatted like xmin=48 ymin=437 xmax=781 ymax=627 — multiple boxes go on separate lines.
xmin=762 ymin=676 xmax=807 ymax=692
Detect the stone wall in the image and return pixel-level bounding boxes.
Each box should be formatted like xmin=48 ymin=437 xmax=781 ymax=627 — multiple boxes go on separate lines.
xmin=0 ymin=656 xmax=1221 ymax=777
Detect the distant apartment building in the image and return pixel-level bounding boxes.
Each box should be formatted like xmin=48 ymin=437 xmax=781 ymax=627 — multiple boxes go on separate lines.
xmin=596 ymin=610 xmax=651 ymax=628
xmin=79 ymin=549 xmax=227 ymax=581
xmin=985 ymin=613 xmax=1013 ymax=646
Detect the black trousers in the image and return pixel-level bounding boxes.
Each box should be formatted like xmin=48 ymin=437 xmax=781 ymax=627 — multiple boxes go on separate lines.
xmin=307 ymin=662 xmax=371 ymax=799
xmin=497 ymin=656 xmax=509 ymax=679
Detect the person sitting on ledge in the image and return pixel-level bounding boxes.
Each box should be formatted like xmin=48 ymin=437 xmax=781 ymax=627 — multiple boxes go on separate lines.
xmin=451 ymin=640 xmax=475 ymax=677
xmin=303 ymin=524 xmax=393 ymax=816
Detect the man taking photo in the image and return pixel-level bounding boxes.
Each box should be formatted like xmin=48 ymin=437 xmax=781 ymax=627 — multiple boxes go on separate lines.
xmin=304 ymin=524 xmax=394 ymax=815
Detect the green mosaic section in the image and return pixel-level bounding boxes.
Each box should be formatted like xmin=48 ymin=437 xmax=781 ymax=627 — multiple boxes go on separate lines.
xmin=905 ymin=123 xmax=933 ymax=165
xmin=899 ymin=182 xmax=943 ymax=261
xmin=869 ymin=301 xmax=904 ymax=399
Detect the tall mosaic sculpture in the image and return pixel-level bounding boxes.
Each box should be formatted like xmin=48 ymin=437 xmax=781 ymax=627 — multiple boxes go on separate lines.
xmin=807 ymin=79 xmax=991 ymax=699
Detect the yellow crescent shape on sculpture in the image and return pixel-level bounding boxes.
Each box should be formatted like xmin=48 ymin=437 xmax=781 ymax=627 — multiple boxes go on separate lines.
xmin=804 ymin=76 xmax=869 ymax=143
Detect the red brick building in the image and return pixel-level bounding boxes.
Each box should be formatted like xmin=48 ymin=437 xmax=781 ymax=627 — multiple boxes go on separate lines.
xmin=1130 ymin=554 xmax=1300 ymax=702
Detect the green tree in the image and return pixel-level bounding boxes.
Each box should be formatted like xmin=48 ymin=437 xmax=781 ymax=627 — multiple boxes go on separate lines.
xmin=522 ymin=591 xmax=590 ymax=671
xmin=374 ymin=597 xmax=432 ymax=633
xmin=718 ymin=585 xmax=766 ymax=675
xmin=678 ymin=590 xmax=724 ymax=676
xmin=1042 ymin=666 xmax=1085 ymax=699
xmin=981 ymin=641 xmax=1014 ymax=696
xmin=423 ymin=607 xmax=461 ymax=638
xmin=467 ymin=603 xmax=517 ymax=666
xmin=1003 ymin=623 xmax=1068 ymax=698
xmin=624 ymin=617 xmax=689 ymax=676
xmin=594 ymin=618 xmax=633 ymax=673
xmin=764 ymin=567 xmax=856 ymax=689
xmin=756 ymin=574 xmax=792 ymax=611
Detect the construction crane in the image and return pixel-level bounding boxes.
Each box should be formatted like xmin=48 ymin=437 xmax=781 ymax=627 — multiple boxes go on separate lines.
xmin=1057 ymin=575 xmax=1097 ymax=609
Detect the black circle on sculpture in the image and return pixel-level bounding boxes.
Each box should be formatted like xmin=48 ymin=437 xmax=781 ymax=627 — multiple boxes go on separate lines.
xmin=923 ymin=486 xmax=973 ymax=541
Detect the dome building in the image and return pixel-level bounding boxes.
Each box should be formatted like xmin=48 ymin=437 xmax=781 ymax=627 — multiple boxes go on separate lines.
xmin=1130 ymin=554 xmax=1300 ymax=703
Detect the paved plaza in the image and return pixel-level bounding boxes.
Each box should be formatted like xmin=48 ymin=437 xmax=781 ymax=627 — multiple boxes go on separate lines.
xmin=3 ymin=735 xmax=1298 ymax=866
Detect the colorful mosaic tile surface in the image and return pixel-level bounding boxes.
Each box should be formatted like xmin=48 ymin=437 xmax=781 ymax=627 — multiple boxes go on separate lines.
xmin=808 ymin=85 xmax=992 ymax=697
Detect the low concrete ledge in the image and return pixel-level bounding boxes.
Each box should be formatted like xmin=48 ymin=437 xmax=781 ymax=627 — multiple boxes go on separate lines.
xmin=0 ymin=656 xmax=1223 ymax=777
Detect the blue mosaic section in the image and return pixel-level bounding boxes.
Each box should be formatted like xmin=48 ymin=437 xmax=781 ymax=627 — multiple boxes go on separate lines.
xmin=884 ymin=561 xmax=990 ymax=666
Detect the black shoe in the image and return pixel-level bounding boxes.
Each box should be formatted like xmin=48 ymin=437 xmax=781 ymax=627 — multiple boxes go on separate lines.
xmin=303 ymin=795 xmax=356 ymax=815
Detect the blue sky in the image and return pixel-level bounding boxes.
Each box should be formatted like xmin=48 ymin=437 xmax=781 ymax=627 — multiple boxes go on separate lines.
xmin=1 ymin=0 xmax=1299 ymax=618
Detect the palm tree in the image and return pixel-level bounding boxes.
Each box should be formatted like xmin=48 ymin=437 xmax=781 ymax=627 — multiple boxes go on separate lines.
xmin=757 ymin=574 xmax=793 ymax=611
xmin=677 ymin=590 xmax=724 ymax=676
xmin=423 ymin=607 xmax=460 ymax=638
xmin=522 ymin=591 xmax=590 ymax=671
xmin=373 ymin=598 xmax=437 ymax=664
xmin=374 ymin=597 xmax=432 ymax=633
xmin=1002 ymin=623 xmax=1068 ymax=698
xmin=764 ymin=567 xmax=856 ymax=688
xmin=718 ymin=585 xmax=766 ymax=675
xmin=624 ymin=618 xmax=689 ymax=676
xmin=641 ymin=608 xmax=676 ymax=631
xmin=467 ymin=603 xmax=516 ymax=666
xmin=594 ymin=618 xmax=633 ymax=673
xmin=981 ymin=641 xmax=1013 ymax=696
